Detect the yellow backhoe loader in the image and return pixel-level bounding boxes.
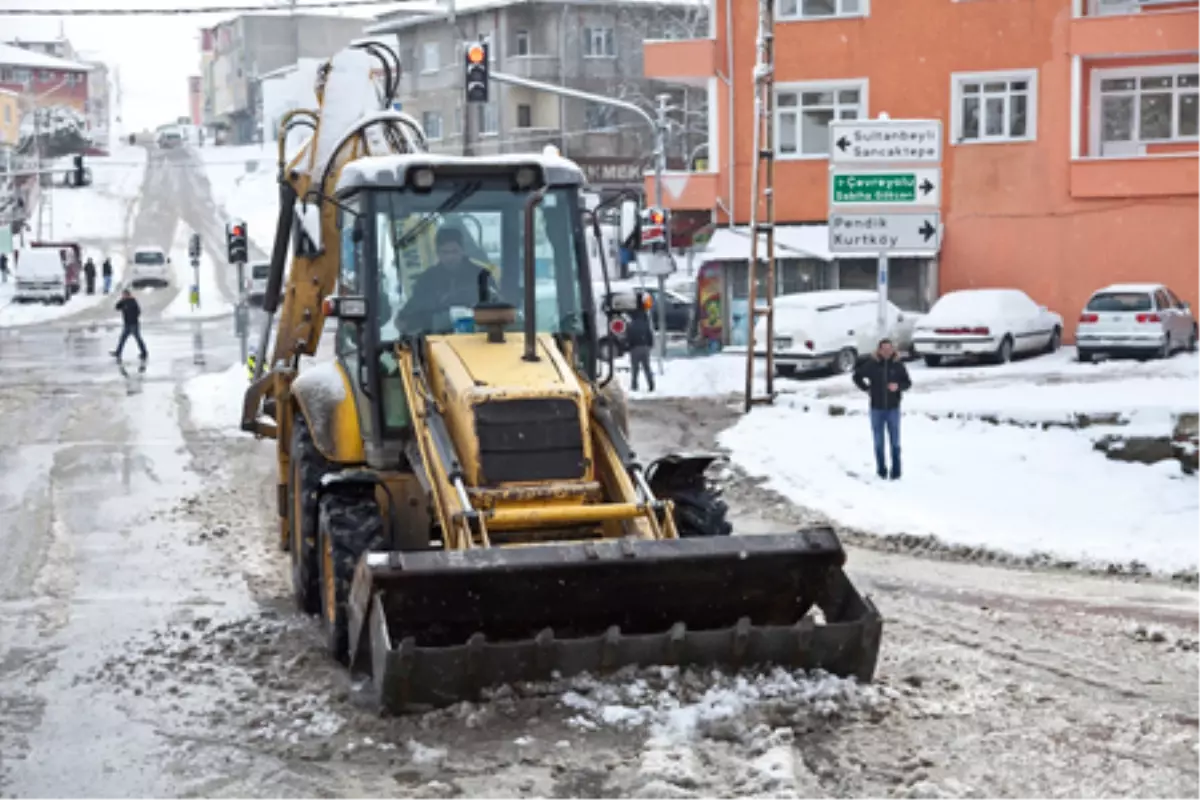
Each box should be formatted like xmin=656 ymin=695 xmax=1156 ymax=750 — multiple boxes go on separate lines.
xmin=242 ymin=42 xmax=882 ymax=712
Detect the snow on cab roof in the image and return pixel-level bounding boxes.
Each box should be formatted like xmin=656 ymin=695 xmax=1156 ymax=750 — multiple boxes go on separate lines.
xmin=1096 ymin=282 xmax=1164 ymax=294
xmin=336 ymin=152 xmax=586 ymax=192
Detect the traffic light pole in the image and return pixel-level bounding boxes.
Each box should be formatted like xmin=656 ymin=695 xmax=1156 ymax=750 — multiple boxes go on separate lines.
xmin=487 ymin=70 xmax=670 ymax=373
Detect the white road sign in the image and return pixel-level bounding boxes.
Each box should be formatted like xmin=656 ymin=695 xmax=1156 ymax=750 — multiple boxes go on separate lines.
xmin=828 ymin=212 xmax=942 ymax=254
xmin=829 ymin=168 xmax=942 ymax=209
xmin=829 ymin=120 xmax=943 ymax=165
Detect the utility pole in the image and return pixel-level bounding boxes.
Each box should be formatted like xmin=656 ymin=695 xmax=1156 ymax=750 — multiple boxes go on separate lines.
xmin=654 ymin=93 xmax=670 ymax=374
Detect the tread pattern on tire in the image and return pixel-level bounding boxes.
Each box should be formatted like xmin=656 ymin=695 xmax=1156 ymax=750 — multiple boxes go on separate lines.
xmin=319 ymin=490 xmax=385 ymax=664
xmin=651 ymin=467 xmax=733 ymax=538
xmin=290 ymin=418 xmax=327 ymax=615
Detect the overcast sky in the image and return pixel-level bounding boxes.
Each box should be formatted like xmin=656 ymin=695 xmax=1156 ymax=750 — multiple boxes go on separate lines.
xmin=0 ymin=0 xmax=391 ymax=133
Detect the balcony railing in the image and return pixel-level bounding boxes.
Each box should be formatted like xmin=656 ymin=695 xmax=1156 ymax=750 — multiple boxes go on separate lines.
xmin=502 ymin=55 xmax=562 ymax=82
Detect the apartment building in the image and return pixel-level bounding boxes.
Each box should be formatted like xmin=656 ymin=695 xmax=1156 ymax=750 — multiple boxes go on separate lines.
xmin=199 ymin=14 xmax=369 ymax=143
xmin=366 ymin=0 xmax=708 ymax=192
xmin=643 ymin=0 xmax=1198 ymax=338
xmin=7 ymin=38 xmax=111 ymax=152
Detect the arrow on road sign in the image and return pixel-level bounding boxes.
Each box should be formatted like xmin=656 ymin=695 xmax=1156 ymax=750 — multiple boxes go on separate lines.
xmin=920 ymin=178 xmax=934 ymax=196
xmin=836 ymin=135 xmax=851 ymax=152
xmin=919 ymin=219 xmax=936 ymax=242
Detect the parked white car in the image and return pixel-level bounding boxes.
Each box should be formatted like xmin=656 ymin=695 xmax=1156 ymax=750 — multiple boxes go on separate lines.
xmin=130 ymin=246 xmax=170 ymax=289
xmin=754 ymin=290 xmax=921 ymax=376
xmin=913 ymin=288 xmax=1063 ymax=366
xmin=1076 ymin=282 xmax=1197 ymax=362
xmin=13 ymin=249 xmax=71 ymax=304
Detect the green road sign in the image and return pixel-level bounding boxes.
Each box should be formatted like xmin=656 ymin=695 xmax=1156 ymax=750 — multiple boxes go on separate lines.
xmin=828 ymin=168 xmax=941 ymax=208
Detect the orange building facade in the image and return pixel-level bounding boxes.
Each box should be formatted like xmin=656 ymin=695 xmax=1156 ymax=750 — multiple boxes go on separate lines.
xmin=643 ymin=0 xmax=1199 ymax=329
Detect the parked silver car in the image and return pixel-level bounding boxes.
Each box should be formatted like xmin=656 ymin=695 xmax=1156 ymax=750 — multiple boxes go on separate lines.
xmin=1076 ymin=282 xmax=1197 ymax=362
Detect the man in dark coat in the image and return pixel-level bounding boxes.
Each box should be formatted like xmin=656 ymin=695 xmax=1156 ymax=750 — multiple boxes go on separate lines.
xmin=101 ymin=256 xmax=113 ymax=294
xmin=110 ymin=289 xmax=148 ymax=360
xmin=83 ymin=257 xmax=97 ymax=295
xmin=395 ymin=226 xmax=498 ymax=333
xmin=852 ymin=338 xmax=912 ymax=480
xmin=626 ymin=291 xmax=655 ymax=393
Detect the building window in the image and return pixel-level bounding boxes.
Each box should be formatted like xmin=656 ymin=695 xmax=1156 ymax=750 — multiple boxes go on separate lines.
xmin=951 ymin=70 xmax=1038 ymax=144
xmin=422 ymin=111 xmax=443 ymax=140
xmin=776 ymin=80 xmax=867 ymax=157
xmin=1091 ymin=65 xmax=1198 ymax=156
xmin=583 ymin=27 xmax=615 ymax=58
xmin=476 ymin=102 xmax=498 ymax=136
xmin=514 ymin=29 xmax=530 ymax=56
xmin=777 ymin=0 xmax=865 ymax=21
xmin=585 ymin=102 xmax=617 ymax=131
xmin=13 ymin=68 xmax=29 ymax=84
xmin=0 ymin=68 xmax=10 ymax=82
xmin=421 ymin=42 xmax=440 ymax=74
xmin=517 ymin=104 xmax=532 ymax=128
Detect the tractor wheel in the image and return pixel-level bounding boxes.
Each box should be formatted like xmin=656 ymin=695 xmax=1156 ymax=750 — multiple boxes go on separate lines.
xmin=287 ymin=417 xmax=326 ymax=615
xmin=318 ymin=489 xmax=385 ymax=664
xmin=649 ymin=460 xmax=732 ymax=538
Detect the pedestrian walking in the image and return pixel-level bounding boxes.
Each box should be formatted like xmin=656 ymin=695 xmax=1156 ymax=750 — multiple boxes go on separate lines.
xmin=626 ymin=291 xmax=656 ymax=393
xmin=852 ymin=338 xmax=912 ymax=480
xmin=83 ymin=257 xmax=97 ymax=295
xmin=101 ymin=256 xmax=113 ymax=294
xmin=110 ymin=289 xmax=149 ymax=361
xmin=0 ymin=252 xmax=8 ymax=284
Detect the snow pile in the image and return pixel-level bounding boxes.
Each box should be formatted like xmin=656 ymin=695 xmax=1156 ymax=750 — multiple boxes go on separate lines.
xmin=617 ymin=353 xmax=779 ymax=400
xmin=720 ymin=353 xmax=1200 ymax=575
xmin=183 ymin=362 xmax=247 ymax=435
xmin=199 ymin=144 xmax=281 ymax=254
xmin=47 ymin=146 xmax=147 ymax=241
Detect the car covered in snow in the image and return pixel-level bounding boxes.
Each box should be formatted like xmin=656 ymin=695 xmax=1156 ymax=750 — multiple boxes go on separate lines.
xmin=754 ymin=290 xmax=921 ymax=376
xmin=1076 ymin=283 xmax=1197 ymax=362
xmin=912 ymin=288 xmax=1063 ymax=367
xmin=130 ymin=246 xmax=170 ymax=289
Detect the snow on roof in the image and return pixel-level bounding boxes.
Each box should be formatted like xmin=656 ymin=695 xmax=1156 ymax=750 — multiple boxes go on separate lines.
xmin=337 ymin=151 xmax=586 ymax=192
xmin=1096 ymin=282 xmax=1164 ymax=294
xmin=0 ymin=43 xmax=92 ymax=73
xmin=701 ymin=225 xmax=938 ymax=263
xmin=368 ymin=0 xmax=703 ymax=34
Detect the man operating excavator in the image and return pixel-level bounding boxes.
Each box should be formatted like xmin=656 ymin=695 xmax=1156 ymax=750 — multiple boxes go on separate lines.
xmin=394 ymin=226 xmax=499 ymax=333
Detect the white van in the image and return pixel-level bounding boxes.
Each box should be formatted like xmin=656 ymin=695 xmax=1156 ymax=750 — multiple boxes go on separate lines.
xmin=753 ymin=290 xmax=920 ymax=376
xmin=14 ymin=249 xmax=71 ymax=304
xmin=130 ymin=246 xmax=170 ymax=289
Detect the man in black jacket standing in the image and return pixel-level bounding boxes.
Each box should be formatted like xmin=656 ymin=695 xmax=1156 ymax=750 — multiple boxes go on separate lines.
xmin=853 ymin=338 xmax=911 ymax=480
xmin=110 ymin=289 xmax=148 ymax=361
xmin=626 ymin=291 xmax=655 ymax=393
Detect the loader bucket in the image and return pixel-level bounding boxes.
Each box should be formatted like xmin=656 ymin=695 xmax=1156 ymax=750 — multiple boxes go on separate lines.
xmin=351 ymin=526 xmax=883 ymax=712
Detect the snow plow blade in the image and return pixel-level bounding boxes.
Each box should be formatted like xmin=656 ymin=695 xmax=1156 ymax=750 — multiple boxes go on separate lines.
xmin=349 ymin=526 xmax=882 ymax=712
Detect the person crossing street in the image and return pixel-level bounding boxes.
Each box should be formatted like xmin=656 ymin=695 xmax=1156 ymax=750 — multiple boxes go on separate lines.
xmin=110 ymin=289 xmax=149 ymax=361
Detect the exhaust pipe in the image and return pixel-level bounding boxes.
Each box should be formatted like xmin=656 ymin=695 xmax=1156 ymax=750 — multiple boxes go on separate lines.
xmin=522 ymin=188 xmax=546 ymax=362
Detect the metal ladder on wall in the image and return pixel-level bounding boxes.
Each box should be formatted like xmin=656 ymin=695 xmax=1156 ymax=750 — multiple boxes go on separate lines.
xmin=743 ymin=0 xmax=778 ymax=413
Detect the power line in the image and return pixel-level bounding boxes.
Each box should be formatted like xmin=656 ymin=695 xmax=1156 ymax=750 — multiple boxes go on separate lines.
xmin=0 ymin=0 xmax=400 ymax=16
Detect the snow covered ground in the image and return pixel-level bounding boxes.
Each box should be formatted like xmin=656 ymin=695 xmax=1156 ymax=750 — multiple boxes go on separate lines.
xmin=198 ymin=144 xmax=289 ymax=253
xmin=162 ymin=230 xmax=234 ymax=321
xmin=183 ymin=362 xmax=246 ymax=435
xmin=708 ymin=350 xmax=1200 ymax=575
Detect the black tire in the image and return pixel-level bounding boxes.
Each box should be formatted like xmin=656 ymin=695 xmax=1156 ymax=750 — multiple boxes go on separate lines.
xmin=1077 ymin=348 xmax=1094 ymax=363
xmin=288 ymin=417 xmax=326 ymax=615
xmin=993 ymin=336 xmax=1014 ymax=364
xmin=832 ymin=347 xmax=858 ymax=375
xmin=1046 ymin=327 xmax=1061 ymax=354
xmin=651 ymin=465 xmax=732 ymax=538
xmin=776 ymin=363 xmax=797 ymax=379
xmin=318 ymin=490 xmax=384 ymax=664
xmin=923 ymin=354 xmax=942 ymax=368
xmin=1189 ymin=325 xmax=1197 ymax=353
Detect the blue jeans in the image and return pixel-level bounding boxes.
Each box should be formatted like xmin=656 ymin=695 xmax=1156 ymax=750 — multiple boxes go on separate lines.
xmin=869 ymin=407 xmax=901 ymax=478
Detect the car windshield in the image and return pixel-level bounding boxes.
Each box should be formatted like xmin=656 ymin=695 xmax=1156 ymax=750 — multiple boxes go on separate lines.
xmin=1086 ymin=292 xmax=1152 ymax=312
xmin=134 ymin=251 xmax=164 ymax=265
xmin=251 ymin=264 xmax=270 ymax=279
xmin=371 ymin=180 xmax=584 ymax=341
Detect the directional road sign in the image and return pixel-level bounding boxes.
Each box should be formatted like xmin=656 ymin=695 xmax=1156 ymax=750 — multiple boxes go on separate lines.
xmin=830 ymin=119 xmax=942 ymax=165
xmin=828 ymin=212 xmax=942 ymax=254
xmin=829 ymin=168 xmax=941 ymax=208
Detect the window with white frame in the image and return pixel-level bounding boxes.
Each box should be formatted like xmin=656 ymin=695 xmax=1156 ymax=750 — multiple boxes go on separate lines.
xmin=422 ymin=111 xmax=443 ymax=140
xmin=514 ymin=29 xmax=530 ymax=56
xmin=583 ymin=27 xmax=615 ymax=58
xmin=951 ymin=70 xmax=1037 ymax=144
xmin=421 ymin=42 xmax=440 ymax=74
xmin=777 ymin=0 xmax=864 ymax=21
xmin=776 ymin=80 xmax=866 ymax=157
xmin=1092 ymin=65 xmax=1198 ymax=156
xmin=476 ymin=102 xmax=498 ymax=135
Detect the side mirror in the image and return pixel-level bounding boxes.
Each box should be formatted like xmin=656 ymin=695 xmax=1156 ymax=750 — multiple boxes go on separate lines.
xmin=618 ymin=198 xmax=639 ymax=249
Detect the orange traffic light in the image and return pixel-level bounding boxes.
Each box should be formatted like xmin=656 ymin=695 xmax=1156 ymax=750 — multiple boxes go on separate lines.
xmin=467 ymin=44 xmax=485 ymax=64
xmin=648 ymin=210 xmax=665 ymax=225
